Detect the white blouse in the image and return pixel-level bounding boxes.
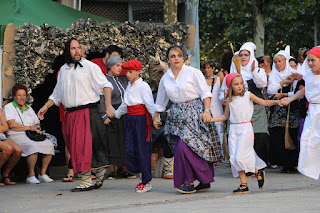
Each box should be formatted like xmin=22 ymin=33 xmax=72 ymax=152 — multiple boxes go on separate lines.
xmin=49 ymin=58 xmax=113 ymax=108
xmin=115 ymin=78 xmax=155 ymax=118
xmin=155 ymin=64 xmax=211 ymax=112
xmin=4 ymin=102 xmax=40 ymax=136
xmin=304 ymin=70 xmax=320 ymax=103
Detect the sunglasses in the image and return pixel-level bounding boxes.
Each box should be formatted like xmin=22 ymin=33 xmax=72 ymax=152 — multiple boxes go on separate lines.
xmin=239 ymin=54 xmax=250 ymax=57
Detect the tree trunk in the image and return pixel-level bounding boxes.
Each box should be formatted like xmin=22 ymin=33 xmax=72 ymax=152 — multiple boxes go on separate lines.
xmin=252 ymin=0 xmax=264 ymax=57
xmin=163 ymin=0 xmax=177 ymax=25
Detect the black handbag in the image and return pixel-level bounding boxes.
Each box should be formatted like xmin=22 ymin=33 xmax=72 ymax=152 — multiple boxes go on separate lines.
xmin=25 ymin=130 xmax=46 ymax=141
xmin=15 ymin=107 xmax=46 ymax=142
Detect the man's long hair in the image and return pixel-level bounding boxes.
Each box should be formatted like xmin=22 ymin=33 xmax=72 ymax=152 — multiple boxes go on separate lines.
xmin=64 ymin=38 xmax=83 ymax=68
xmin=64 ymin=38 xmax=77 ymax=65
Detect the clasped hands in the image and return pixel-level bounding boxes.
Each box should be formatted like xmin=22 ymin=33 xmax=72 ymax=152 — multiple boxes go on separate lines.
xmin=104 ymin=105 xmax=115 ymax=125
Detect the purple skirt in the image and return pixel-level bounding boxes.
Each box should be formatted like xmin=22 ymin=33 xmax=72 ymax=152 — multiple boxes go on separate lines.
xmin=173 ymin=137 xmax=214 ymax=188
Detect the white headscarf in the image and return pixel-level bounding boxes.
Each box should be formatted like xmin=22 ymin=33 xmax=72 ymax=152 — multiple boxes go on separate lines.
xmin=230 ymin=42 xmax=258 ymax=81
xmin=269 ymin=45 xmax=295 ymax=86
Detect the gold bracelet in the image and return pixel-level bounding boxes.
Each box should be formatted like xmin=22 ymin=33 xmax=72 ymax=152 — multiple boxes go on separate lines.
xmin=204 ymin=109 xmax=210 ymax=113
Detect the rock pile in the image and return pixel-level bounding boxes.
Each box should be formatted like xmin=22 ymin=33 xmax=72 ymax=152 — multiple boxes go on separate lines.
xmin=13 ymin=19 xmax=190 ymax=101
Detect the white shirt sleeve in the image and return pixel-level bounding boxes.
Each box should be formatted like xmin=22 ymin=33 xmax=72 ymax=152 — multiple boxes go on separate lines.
xmin=252 ymin=68 xmax=267 ymax=88
xmin=267 ymin=71 xmax=282 ymax=95
xmin=193 ymin=69 xmax=211 ymax=100
xmin=4 ymin=103 xmax=16 ymax=121
xmin=115 ymin=102 xmax=127 ymax=119
xmin=142 ymin=83 xmax=155 ymax=117
xmin=155 ymin=76 xmax=170 ymax=112
xmin=90 ymin=63 xmax=113 ymax=95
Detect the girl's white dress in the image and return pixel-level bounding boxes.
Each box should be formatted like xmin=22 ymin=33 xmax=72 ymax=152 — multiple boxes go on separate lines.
xmin=228 ymin=91 xmax=266 ymax=177
xmin=298 ymin=70 xmax=320 ymax=179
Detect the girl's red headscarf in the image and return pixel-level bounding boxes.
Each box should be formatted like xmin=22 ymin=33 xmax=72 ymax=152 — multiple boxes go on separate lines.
xmin=225 ymin=73 xmax=242 ymax=95
xmin=308 ymin=46 xmax=320 ymax=58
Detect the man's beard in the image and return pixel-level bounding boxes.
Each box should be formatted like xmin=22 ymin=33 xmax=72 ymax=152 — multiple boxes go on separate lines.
xmin=72 ymin=56 xmax=81 ymax=63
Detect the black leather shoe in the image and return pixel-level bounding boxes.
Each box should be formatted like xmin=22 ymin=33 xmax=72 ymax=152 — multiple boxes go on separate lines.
xmin=195 ymin=183 xmax=211 ymax=192
xmin=71 ymin=185 xmax=94 ymax=192
xmin=176 ymin=184 xmax=196 ymax=194
xmin=93 ymin=183 xmax=103 ymax=189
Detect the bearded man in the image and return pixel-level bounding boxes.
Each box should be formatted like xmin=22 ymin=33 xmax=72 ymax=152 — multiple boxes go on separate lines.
xmin=38 ymin=38 xmax=114 ymax=192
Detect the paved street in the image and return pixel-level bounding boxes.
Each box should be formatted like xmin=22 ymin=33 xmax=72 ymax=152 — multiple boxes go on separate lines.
xmin=1 ymin=164 xmax=320 ymax=213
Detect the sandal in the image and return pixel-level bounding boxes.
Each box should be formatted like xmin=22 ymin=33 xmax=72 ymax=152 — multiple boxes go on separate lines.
xmin=71 ymin=185 xmax=94 ymax=192
xmin=62 ymin=176 xmax=74 ymax=182
xmin=1 ymin=176 xmax=16 ymax=185
xmin=233 ymin=183 xmax=249 ymax=194
xmin=256 ymin=170 xmax=266 ymax=189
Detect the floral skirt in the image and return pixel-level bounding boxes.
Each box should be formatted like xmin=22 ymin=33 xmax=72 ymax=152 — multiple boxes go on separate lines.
xmin=165 ymin=98 xmax=223 ymax=162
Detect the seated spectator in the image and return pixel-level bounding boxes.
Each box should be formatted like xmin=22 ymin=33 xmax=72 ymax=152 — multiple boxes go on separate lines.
xmin=4 ymin=84 xmax=55 ymax=184
xmin=0 ymin=109 xmax=22 ymax=185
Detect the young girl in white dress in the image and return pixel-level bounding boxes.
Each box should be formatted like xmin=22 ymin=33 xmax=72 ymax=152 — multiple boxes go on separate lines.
xmin=209 ymin=73 xmax=280 ymax=193
xmin=281 ymin=46 xmax=320 ymax=180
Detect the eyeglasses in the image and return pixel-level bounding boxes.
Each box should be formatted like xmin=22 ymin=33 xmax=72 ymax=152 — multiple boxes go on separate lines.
xmin=239 ymin=54 xmax=249 ymax=57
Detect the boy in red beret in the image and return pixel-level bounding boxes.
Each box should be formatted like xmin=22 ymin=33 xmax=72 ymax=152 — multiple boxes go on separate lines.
xmin=115 ymin=59 xmax=155 ymax=193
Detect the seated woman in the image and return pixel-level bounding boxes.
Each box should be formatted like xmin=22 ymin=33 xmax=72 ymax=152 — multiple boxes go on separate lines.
xmin=0 ymin=109 xmax=22 ymax=186
xmin=4 ymin=84 xmax=55 ymax=184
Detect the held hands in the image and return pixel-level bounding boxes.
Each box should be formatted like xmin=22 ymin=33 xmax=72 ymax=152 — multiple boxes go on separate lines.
xmin=285 ymin=75 xmax=294 ymax=84
xmin=274 ymin=93 xmax=284 ymax=100
xmin=291 ymin=73 xmax=303 ymax=81
xmin=279 ymin=97 xmax=292 ymax=106
xmin=153 ymin=117 xmax=162 ymax=129
xmin=37 ymin=105 xmax=48 ymax=120
xmin=104 ymin=118 xmax=111 ymax=125
xmin=201 ymin=111 xmax=211 ymax=123
xmin=106 ymin=105 xmax=115 ymax=118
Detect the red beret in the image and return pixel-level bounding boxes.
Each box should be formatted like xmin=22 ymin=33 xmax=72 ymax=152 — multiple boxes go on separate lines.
xmin=122 ymin=59 xmax=143 ymax=71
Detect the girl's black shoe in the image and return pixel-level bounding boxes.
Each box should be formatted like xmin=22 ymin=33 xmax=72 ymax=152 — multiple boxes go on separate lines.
xmin=256 ymin=170 xmax=266 ymax=189
xmin=233 ymin=184 xmax=249 ymax=194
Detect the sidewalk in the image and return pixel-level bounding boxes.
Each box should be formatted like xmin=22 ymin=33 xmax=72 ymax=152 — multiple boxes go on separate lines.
xmin=1 ymin=164 xmax=320 ymax=213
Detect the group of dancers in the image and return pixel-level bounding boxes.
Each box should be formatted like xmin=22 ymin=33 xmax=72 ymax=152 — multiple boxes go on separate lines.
xmin=37 ymin=38 xmax=320 ymax=194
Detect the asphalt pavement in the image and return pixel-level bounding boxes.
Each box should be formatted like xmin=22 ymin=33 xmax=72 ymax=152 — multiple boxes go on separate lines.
xmin=1 ymin=164 xmax=320 ymax=213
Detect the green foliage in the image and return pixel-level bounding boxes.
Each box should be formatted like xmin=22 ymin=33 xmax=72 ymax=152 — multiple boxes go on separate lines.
xmin=199 ymin=0 xmax=318 ymax=67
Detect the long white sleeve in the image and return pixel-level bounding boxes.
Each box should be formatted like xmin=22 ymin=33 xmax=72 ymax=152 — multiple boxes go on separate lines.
xmin=252 ymin=68 xmax=267 ymax=88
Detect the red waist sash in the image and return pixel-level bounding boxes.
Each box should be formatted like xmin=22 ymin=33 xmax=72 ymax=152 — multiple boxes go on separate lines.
xmin=127 ymin=104 xmax=152 ymax=142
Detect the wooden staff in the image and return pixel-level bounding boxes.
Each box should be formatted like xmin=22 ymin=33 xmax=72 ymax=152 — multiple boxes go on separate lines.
xmin=230 ymin=43 xmax=241 ymax=74
xmin=222 ymin=90 xmax=230 ymax=160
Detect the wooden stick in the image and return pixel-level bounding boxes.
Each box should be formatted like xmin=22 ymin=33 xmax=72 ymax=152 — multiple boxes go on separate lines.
xmin=230 ymin=43 xmax=235 ymax=55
